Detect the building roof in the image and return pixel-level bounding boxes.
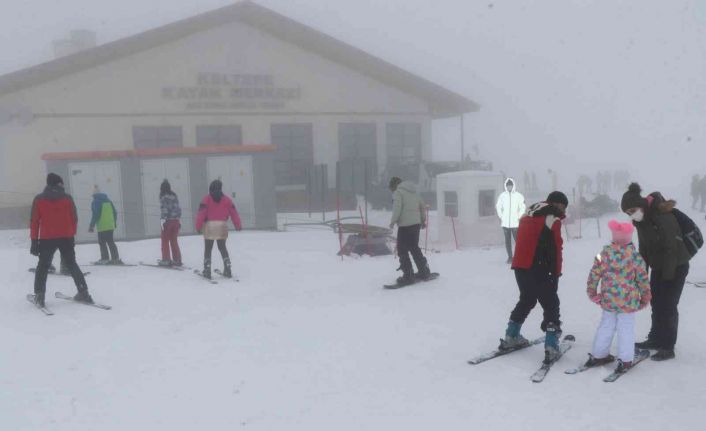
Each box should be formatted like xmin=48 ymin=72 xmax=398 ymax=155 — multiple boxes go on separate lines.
xmin=0 ymin=1 xmax=478 ymax=118
xmin=42 ymin=144 xmax=275 ymax=160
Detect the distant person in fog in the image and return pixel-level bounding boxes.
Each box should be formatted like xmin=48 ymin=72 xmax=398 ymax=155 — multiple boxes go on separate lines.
xmin=496 ymin=178 xmax=526 ymax=264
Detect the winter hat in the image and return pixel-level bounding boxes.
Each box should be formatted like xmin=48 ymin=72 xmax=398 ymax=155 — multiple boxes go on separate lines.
xmin=546 ymin=191 xmax=569 ymax=207
xmin=46 ymin=173 xmax=63 ymax=186
xmin=209 ymin=179 xmax=224 ymax=202
xmin=608 ymin=220 xmax=634 ymax=245
xmin=620 ymin=183 xmax=646 ymax=212
xmin=160 ymin=179 xmax=171 ymax=194
xmin=389 ymin=176 xmax=402 ymax=190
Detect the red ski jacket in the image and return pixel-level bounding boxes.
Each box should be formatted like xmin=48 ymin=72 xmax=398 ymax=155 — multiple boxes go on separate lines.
xmin=30 ymin=185 xmax=78 ymax=240
xmin=511 ymin=202 xmax=564 ymax=276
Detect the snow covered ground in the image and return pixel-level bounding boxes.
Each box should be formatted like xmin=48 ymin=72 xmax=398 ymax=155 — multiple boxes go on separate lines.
xmin=1 ymin=210 xmax=705 ymax=431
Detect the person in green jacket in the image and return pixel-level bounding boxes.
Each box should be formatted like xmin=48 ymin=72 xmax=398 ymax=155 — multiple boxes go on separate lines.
xmin=89 ymin=187 xmax=122 ymax=264
xmin=388 ymin=177 xmax=431 ymax=286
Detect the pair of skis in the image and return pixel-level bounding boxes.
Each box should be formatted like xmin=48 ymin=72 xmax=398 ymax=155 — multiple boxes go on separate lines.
xmin=27 ymin=292 xmax=111 ymax=315
xmin=564 ymin=349 xmax=651 ymax=382
xmin=687 ymin=281 xmax=706 ymax=288
xmin=192 ymin=269 xmax=239 ymax=284
xmin=468 ymin=335 xmax=574 ymax=383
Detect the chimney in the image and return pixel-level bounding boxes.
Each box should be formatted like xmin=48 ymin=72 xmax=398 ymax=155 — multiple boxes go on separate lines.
xmin=53 ymin=30 xmax=97 ymax=59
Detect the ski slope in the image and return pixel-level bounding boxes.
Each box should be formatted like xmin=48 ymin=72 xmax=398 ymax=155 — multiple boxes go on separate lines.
xmin=1 ymin=211 xmax=705 ymax=430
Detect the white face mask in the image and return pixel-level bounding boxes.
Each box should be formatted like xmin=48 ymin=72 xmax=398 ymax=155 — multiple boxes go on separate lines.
xmin=630 ymin=209 xmax=644 ymax=222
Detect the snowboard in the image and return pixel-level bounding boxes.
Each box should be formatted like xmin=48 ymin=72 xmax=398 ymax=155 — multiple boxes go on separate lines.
xmin=531 ymin=335 xmax=575 ymax=383
xmin=26 ymin=294 xmax=54 ymax=316
xmin=468 ymin=336 xmax=546 ymax=365
xmin=28 ymin=268 xmax=90 ymax=277
xmin=384 ymin=272 xmax=439 ymax=289
xmin=603 ymin=349 xmax=650 ymax=382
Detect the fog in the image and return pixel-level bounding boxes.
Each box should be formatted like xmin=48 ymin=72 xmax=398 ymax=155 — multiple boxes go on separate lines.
xmin=1 ymin=0 xmax=704 ymax=197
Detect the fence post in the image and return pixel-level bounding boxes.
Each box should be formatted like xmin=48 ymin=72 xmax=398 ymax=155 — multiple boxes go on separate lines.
xmin=451 ymin=216 xmax=459 ymax=250
xmin=336 ymin=161 xmax=343 ymax=259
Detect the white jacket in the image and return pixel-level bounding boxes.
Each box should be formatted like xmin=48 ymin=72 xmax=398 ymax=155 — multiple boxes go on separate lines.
xmin=496 ymin=178 xmax=526 ymax=228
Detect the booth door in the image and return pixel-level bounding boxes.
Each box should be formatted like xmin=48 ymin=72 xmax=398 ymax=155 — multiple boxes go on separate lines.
xmin=207 ymin=156 xmax=255 ymax=229
xmin=68 ymin=161 xmax=125 ymax=242
xmin=140 ymin=158 xmax=193 ymax=237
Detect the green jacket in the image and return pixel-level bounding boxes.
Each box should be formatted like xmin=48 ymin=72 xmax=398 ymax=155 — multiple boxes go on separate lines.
xmin=90 ymin=193 xmax=117 ymax=232
xmin=390 ymin=181 xmax=426 ymax=227
xmin=635 ymin=197 xmax=690 ymax=281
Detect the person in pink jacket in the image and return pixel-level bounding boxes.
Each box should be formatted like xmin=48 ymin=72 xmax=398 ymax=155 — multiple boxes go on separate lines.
xmin=583 ymin=220 xmax=651 ymax=374
xmin=195 ymin=179 xmax=242 ymax=279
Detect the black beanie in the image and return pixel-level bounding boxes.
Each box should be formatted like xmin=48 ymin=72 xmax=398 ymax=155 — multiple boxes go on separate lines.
xmin=389 ymin=177 xmax=402 ymax=190
xmin=46 ymin=173 xmax=63 ymax=186
xmin=546 ymin=191 xmax=569 ymax=207
xmin=621 ymin=183 xmax=646 ymax=211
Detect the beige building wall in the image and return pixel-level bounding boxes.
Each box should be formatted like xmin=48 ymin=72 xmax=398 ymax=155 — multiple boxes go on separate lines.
xmin=0 ymin=20 xmax=433 ymax=207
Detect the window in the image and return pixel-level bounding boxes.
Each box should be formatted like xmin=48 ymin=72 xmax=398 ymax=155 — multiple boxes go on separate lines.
xmin=271 ymin=123 xmax=314 ymax=186
xmin=386 ymin=123 xmax=421 ymax=167
xmin=133 ymin=126 xmax=183 ymax=149
xmin=339 ymin=123 xmax=377 ymax=161
xmin=444 ymin=191 xmax=458 ymax=217
xmin=196 ymin=125 xmax=242 ymax=146
xmin=479 ymin=189 xmax=496 ymax=217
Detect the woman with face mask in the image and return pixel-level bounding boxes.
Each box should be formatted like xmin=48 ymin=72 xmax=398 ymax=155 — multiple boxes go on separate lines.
xmin=620 ymin=183 xmax=691 ymax=361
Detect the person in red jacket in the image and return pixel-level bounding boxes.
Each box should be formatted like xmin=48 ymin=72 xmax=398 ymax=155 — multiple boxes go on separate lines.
xmin=194 ymin=180 xmax=242 ymax=279
xmin=30 ymin=173 xmax=93 ymax=307
xmin=499 ymin=191 xmax=568 ymax=362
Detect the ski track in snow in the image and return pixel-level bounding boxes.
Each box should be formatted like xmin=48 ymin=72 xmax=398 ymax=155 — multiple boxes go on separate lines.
xmin=1 ymin=209 xmax=705 ymax=430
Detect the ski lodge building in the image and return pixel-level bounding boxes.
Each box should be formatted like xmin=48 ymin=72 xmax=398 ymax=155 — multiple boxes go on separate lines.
xmin=0 ymin=0 xmax=478 ymax=240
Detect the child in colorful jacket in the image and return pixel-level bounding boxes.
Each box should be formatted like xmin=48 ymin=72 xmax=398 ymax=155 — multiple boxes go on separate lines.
xmin=194 ymin=180 xmax=242 ymax=279
xmin=584 ymin=220 xmax=651 ymax=373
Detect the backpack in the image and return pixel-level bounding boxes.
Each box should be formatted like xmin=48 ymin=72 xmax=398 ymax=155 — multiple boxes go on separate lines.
xmin=672 ymin=208 xmax=703 ymax=257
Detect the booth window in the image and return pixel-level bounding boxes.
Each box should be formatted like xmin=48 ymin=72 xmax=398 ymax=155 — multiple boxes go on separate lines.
xmin=444 ymin=191 xmax=458 ymax=217
xmin=196 ymin=125 xmax=242 ymax=146
xmin=133 ymin=126 xmax=183 ymax=149
xmin=386 ymin=123 xmax=421 ymax=167
xmin=478 ymin=189 xmax=496 ymax=217
xmin=271 ymin=123 xmax=314 ymax=186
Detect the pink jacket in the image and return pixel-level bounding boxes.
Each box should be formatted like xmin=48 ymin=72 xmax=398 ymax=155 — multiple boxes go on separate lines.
xmin=195 ymin=194 xmax=242 ymax=232
xmin=586 ymin=242 xmax=651 ymax=313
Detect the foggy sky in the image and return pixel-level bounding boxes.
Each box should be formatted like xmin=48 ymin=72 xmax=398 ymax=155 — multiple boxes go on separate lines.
xmin=1 ymin=0 xmax=704 ymax=196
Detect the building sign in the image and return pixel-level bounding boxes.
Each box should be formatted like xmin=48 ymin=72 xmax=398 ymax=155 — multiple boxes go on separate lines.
xmin=162 ymin=73 xmax=301 ymax=110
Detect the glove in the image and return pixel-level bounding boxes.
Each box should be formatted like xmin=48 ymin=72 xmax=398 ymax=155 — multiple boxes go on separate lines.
xmin=235 ymin=224 xmax=242 ymax=232
xmin=160 ymin=219 xmax=167 ymax=230
xmin=88 ymin=227 xmax=94 ymax=233
xmin=389 ymin=223 xmax=395 ymax=229
xmin=30 ymin=240 xmax=40 ymax=256
xmin=590 ymin=295 xmax=601 ymax=305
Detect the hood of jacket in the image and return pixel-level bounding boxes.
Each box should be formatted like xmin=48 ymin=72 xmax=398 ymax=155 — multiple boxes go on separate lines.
xmin=504 ymin=177 xmax=517 ymax=193
xmin=92 ymin=192 xmax=110 ymax=203
xmin=397 ymin=181 xmax=417 ymax=194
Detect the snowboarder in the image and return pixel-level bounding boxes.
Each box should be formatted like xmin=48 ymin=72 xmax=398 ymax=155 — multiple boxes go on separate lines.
xmin=621 ymin=183 xmax=690 ymax=361
xmin=159 ymin=180 xmax=182 ymax=267
xmin=30 ymin=173 xmax=93 ymax=307
xmin=499 ymin=191 xmax=568 ymax=363
xmin=495 ymin=178 xmax=526 ymax=263
xmin=388 ymin=177 xmax=431 ymax=286
xmin=195 ymin=180 xmax=242 ymax=279
xmin=88 ymin=186 xmax=122 ymax=264
xmin=690 ymin=174 xmax=700 ymax=210
xmin=584 ymin=220 xmax=651 ymax=373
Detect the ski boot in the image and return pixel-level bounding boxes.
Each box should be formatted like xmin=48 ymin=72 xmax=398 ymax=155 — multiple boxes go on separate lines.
xmin=583 ymin=353 xmax=615 ymax=368
xmin=651 ymin=349 xmax=675 ymax=361
xmin=499 ymin=320 xmax=529 ymax=351
xmin=202 ymin=259 xmax=212 ymax=279
xmin=543 ymin=322 xmax=562 ymax=363
xmin=222 ymin=257 xmax=232 ymax=278
xmin=33 ymin=292 xmax=46 ymax=308
xmin=157 ymin=259 xmax=173 ymax=267
xmin=415 ymin=264 xmax=432 ymax=281
xmin=94 ymin=259 xmax=110 ymax=265
xmin=110 ymin=259 xmax=125 ymax=265
xmin=73 ymin=289 xmax=94 ymax=304
xmin=396 ymin=265 xmax=415 ymax=286
xmin=635 ymin=338 xmax=659 ymax=350
xmin=615 ymin=359 xmax=633 ymax=373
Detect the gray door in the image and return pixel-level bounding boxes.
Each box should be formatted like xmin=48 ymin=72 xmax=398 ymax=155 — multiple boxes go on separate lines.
xmin=338 ymin=123 xmax=377 ymax=193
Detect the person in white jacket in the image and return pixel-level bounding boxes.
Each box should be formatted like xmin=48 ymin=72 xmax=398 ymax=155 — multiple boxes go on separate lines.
xmin=496 ymin=178 xmax=526 ymax=263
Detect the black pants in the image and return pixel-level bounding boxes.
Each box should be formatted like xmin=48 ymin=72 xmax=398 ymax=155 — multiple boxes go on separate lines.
xmin=509 ymin=268 xmax=561 ymax=332
xmin=503 ymin=228 xmax=518 ymax=259
xmin=647 ymin=264 xmax=689 ymax=350
xmin=34 ymin=238 xmax=87 ymax=296
xmin=204 ymin=239 xmax=229 ymax=261
xmin=396 ymin=224 xmax=427 ymax=275
xmin=98 ymin=230 xmax=119 ymax=261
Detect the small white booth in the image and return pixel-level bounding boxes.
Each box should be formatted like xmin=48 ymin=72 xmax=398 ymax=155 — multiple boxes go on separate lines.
xmin=435 ymin=170 xmax=505 ymax=247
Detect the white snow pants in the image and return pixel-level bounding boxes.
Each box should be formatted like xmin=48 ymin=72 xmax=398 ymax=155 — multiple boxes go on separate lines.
xmin=591 ymin=310 xmax=635 ymax=362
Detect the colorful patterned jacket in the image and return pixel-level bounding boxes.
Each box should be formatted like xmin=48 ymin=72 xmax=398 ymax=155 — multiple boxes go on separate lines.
xmin=586 ymin=242 xmax=651 ymax=313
